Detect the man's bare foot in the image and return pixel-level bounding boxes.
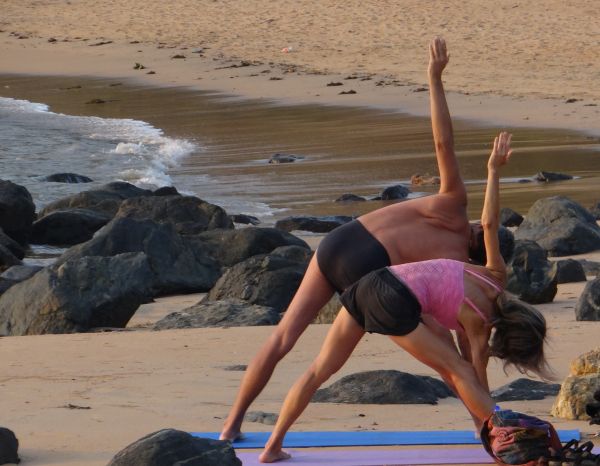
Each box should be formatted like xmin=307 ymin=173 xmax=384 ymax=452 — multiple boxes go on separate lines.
xmin=259 ymin=449 xmax=291 ymax=463
xmin=219 ymin=428 xmax=243 ymax=442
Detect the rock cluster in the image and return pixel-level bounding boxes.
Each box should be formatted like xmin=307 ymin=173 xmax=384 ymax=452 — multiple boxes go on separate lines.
xmin=552 ymin=348 xmax=600 ymax=420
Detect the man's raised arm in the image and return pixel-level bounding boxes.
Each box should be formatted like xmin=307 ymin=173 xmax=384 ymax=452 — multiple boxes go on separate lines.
xmin=428 ymin=37 xmax=465 ymax=199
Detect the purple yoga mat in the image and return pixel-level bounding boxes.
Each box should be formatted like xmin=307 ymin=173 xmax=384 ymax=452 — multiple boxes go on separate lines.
xmin=237 ymin=447 xmax=494 ymax=465
xmin=237 ymin=446 xmax=600 ymax=466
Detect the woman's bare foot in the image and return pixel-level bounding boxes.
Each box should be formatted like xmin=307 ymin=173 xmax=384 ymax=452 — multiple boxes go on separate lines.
xmin=219 ymin=427 xmax=243 ymax=442
xmin=259 ymin=448 xmax=292 ymax=463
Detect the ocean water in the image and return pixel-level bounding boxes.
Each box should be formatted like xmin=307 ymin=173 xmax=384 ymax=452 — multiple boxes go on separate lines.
xmin=1 ymin=79 xmax=600 ymax=229
xmin=0 ymin=96 xmax=195 ymax=206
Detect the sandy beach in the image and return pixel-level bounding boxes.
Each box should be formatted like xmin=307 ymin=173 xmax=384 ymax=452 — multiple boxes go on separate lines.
xmin=1 ymin=1 xmax=600 ymax=465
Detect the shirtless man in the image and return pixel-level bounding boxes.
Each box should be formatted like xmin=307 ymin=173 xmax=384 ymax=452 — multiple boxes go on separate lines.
xmin=220 ymin=37 xmax=478 ymax=441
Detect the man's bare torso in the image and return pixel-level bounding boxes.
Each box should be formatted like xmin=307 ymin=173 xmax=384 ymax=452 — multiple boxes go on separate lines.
xmin=359 ymin=193 xmax=470 ymax=265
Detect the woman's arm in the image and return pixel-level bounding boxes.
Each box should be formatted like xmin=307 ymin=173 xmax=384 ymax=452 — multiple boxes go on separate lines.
xmin=482 ymin=132 xmax=512 ymax=280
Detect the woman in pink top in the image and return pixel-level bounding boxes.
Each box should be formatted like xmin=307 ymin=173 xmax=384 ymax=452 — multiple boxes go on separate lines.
xmin=259 ymin=132 xmax=551 ymax=463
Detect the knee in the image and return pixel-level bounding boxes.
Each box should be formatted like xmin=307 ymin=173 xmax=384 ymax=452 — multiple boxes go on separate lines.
xmin=266 ymin=327 xmax=301 ymax=358
xmin=439 ymin=358 xmax=476 ymax=386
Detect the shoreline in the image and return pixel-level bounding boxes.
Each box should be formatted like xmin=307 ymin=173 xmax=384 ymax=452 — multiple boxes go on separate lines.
xmin=1 ymin=34 xmax=599 ymax=138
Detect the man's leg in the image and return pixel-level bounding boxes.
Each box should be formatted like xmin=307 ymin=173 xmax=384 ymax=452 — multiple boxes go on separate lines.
xmin=220 ymin=255 xmax=336 ymax=440
xmin=388 ymin=323 xmax=495 ymax=427
xmin=259 ymin=309 xmax=365 ymax=462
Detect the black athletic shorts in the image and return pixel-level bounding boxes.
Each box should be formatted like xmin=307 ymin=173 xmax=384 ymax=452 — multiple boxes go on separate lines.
xmin=316 ymin=219 xmax=391 ymax=293
xmin=340 ymin=267 xmax=422 ymax=336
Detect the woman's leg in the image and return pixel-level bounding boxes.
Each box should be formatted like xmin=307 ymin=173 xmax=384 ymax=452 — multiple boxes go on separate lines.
xmin=259 ymin=309 xmax=365 ymax=463
xmin=388 ymin=323 xmax=495 ymax=427
xmin=221 ymin=256 xmax=336 ymax=440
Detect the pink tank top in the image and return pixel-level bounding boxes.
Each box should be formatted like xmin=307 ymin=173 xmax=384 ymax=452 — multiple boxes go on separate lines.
xmin=388 ymin=259 xmax=503 ymax=330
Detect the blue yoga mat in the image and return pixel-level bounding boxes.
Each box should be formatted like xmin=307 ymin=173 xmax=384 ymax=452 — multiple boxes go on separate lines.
xmin=191 ymin=429 xmax=580 ymax=449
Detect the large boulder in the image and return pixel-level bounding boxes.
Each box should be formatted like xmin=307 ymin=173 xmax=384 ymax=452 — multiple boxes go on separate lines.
xmin=0 ymin=427 xmax=19 ymax=465
xmin=56 ymin=217 xmax=221 ymax=295
xmin=42 ymin=173 xmax=93 ymax=183
xmin=556 ymin=259 xmax=587 ymax=284
xmin=0 ymin=265 xmax=43 ymax=282
xmin=0 ymin=245 xmax=21 ymax=273
xmin=500 ymin=207 xmax=524 ymax=227
xmin=115 ymin=194 xmax=233 ymax=234
xmin=107 ymin=429 xmax=241 ymax=466
xmin=31 ymin=208 xmax=112 ymax=246
xmin=506 ymin=240 xmax=557 ymax=304
xmin=39 ymin=181 xmax=153 ymax=218
xmin=0 ymin=228 xmax=25 ymax=260
xmin=275 ymin=215 xmax=353 ymax=233
xmin=491 ymin=378 xmax=560 ymax=402
xmin=590 ymin=201 xmax=600 ymax=220
xmin=514 ymin=196 xmax=600 ymax=256
xmin=381 ymin=184 xmax=410 ymax=200
xmin=153 ymin=299 xmax=280 ymax=329
xmin=204 ymin=246 xmax=311 ymax=313
xmin=552 ymin=375 xmax=600 ymax=420
xmin=570 ymin=348 xmax=600 ymax=376
xmin=575 ymin=278 xmax=600 ymax=321
xmin=312 ymin=370 xmax=454 ymax=404
xmin=552 ymin=348 xmax=600 ymax=420
xmin=193 ymin=227 xmax=309 ymax=268
xmin=314 ymin=294 xmax=343 ymax=324
xmin=0 ymin=180 xmax=36 ymax=245
xmin=0 ymin=252 xmax=153 ymax=336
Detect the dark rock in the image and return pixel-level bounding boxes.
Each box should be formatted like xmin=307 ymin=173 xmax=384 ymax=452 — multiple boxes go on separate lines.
xmin=204 ymin=246 xmax=311 ymax=313
xmin=193 ymin=227 xmax=309 ymax=268
xmin=579 ymin=260 xmax=600 ymax=276
xmin=312 ymin=370 xmax=454 ymax=404
xmin=153 ymin=186 xmax=180 ymax=196
xmin=335 ymin=193 xmax=366 ymax=203
xmin=0 ymin=252 xmax=153 ymax=336
xmin=0 ymin=265 xmax=43 ymax=282
xmin=244 ymin=411 xmax=278 ymax=425
xmin=500 ymin=207 xmax=524 ymax=227
xmin=491 ymin=378 xmax=561 ymax=401
xmin=31 ymin=208 xmax=111 ymax=246
xmin=470 ymin=225 xmax=515 ymax=265
xmin=268 ymin=153 xmax=304 ymax=164
xmin=0 ymin=278 xmax=17 ymax=296
xmin=339 ymin=89 xmax=357 ymax=95
xmin=153 ymin=299 xmax=280 ymax=329
xmin=0 ymin=229 xmax=25 ymax=260
xmin=107 ymin=429 xmax=241 ymax=466
xmin=506 ymin=240 xmax=557 ymax=304
xmin=314 ymin=294 xmax=342 ymax=324
xmin=39 ymin=181 xmax=153 ymax=218
xmin=42 ymin=173 xmax=93 ymax=183
xmin=534 ymin=171 xmax=573 ymax=182
xmin=514 ymin=196 xmax=600 ymax=256
xmin=115 ymin=195 xmax=233 ymax=234
xmin=556 ymin=259 xmax=587 ymax=283
xmin=589 ymin=201 xmax=600 ymax=220
xmin=586 ymin=388 xmax=600 ymax=425
xmin=0 ymin=245 xmax=21 ymax=273
xmin=275 ymin=215 xmax=353 ymax=233
xmin=0 ymin=427 xmax=19 ymax=465
xmin=380 ymin=184 xmax=410 ymax=200
xmin=230 ymin=214 xmax=260 ymax=225
xmin=0 ymin=180 xmax=36 ymax=245
xmin=56 ymin=217 xmax=221 ymax=295
xmin=575 ymin=277 xmax=600 ymax=321
xmin=223 ymin=365 xmax=246 ymax=371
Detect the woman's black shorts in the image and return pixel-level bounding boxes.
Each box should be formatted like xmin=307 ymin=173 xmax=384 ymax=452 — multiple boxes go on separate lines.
xmin=316 ymin=219 xmax=391 ymax=293
xmin=340 ymin=267 xmax=422 ymax=336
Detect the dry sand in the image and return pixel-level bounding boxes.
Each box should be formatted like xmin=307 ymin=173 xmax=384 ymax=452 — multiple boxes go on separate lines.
xmin=1 ymin=1 xmax=600 ymax=135
xmin=1 ymin=1 xmax=600 ymax=464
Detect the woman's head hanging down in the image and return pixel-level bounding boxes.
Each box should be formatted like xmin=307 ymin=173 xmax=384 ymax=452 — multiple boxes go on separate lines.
xmin=258 ymin=132 xmax=551 ymax=463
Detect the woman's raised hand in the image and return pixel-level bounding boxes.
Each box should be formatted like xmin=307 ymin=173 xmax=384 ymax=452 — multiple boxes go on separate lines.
xmin=488 ymin=132 xmax=513 ymax=170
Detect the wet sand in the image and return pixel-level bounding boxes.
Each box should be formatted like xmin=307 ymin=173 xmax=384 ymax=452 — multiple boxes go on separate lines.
xmin=1 ymin=74 xmax=599 ymax=223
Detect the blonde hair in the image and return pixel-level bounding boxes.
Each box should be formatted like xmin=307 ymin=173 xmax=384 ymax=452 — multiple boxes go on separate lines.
xmin=489 ymin=293 xmax=554 ymax=380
